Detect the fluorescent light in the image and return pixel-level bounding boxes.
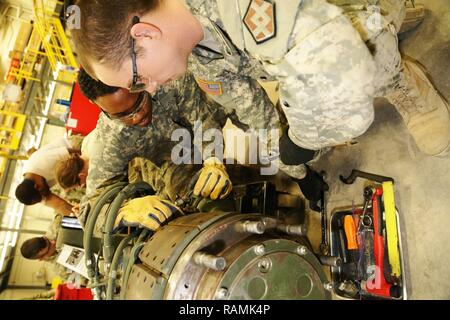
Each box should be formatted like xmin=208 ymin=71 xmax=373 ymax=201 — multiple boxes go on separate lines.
xmin=0 ymin=232 xmax=12 ymax=271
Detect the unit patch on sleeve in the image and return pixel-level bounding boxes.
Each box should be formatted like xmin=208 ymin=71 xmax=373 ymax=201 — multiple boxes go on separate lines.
xmin=243 ymin=0 xmax=277 ymax=44
xmin=196 ymin=78 xmax=223 ymax=96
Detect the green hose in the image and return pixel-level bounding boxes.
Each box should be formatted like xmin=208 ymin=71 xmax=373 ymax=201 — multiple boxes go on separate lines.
xmin=103 ymin=182 xmax=154 ymax=268
xmin=83 ymin=182 xmax=127 ymax=298
xmin=120 ymin=239 xmax=147 ymax=300
xmin=106 ymin=228 xmax=141 ymax=300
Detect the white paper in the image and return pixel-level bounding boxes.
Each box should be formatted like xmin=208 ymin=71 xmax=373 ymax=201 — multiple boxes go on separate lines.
xmin=56 ymin=244 xmax=92 ymax=278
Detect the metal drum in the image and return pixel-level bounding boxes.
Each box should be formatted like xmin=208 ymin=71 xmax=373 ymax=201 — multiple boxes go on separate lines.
xmin=124 ymin=211 xmax=331 ymax=300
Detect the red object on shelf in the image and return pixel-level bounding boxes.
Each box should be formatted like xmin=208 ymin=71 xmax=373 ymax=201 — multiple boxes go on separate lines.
xmin=66 ymin=81 xmax=101 ymax=136
xmin=54 ymin=284 xmax=93 ymax=300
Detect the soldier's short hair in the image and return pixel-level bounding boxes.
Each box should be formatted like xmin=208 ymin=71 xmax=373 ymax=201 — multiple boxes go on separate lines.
xmin=72 ymin=0 xmax=161 ymax=75
xmin=77 ymin=68 xmax=120 ymax=101
xmin=21 ymin=237 xmax=48 ymax=259
xmin=15 ymin=179 xmax=42 ymax=205
xmin=56 ymin=154 xmax=85 ymax=189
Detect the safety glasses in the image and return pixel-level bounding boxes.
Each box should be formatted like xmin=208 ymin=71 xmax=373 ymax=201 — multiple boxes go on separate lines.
xmin=129 ymin=16 xmax=148 ymax=93
xmin=103 ymin=91 xmax=148 ymax=121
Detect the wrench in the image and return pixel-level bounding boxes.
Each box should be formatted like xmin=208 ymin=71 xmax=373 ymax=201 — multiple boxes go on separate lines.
xmin=319 ymin=172 xmax=329 ymax=255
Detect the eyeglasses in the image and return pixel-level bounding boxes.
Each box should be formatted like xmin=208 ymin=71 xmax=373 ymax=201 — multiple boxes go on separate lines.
xmin=103 ymin=91 xmax=149 ymax=121
xmin=129 ymin=16 xmax=148 ymax=93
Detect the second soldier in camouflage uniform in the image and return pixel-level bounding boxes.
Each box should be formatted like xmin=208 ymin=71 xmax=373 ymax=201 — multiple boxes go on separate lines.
xmin=72 ymin=0 xmax=449 ymax=210
xmin=76 ymin=70 xmax=238 ymax=236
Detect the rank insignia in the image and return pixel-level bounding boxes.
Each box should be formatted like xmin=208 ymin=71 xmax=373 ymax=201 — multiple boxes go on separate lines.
xmin=196 ymin=78 xmax=223 ymax=96
xmin=243 ymin=0 xmax=277 ymax=44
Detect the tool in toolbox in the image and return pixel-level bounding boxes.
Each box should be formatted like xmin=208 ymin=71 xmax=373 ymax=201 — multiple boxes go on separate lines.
xmin=360 ymin=187 xmax=373 ymax=228
xmin=319 ymin=171 xmax=329 ymax=256
xmin=337 ymin=218 xmax=349 ymax=264
xmin=335 ymin=169 xmax=404 ymax=299
xmin=315 ymin=172 xmax=343 ymax=267
xmin=343 ymin=215 xmax=358 ymax=262
xmin=365 ymin=187 xmax=401 ymax=298
xmin=382 ymin=181 xmax=401 ymax=280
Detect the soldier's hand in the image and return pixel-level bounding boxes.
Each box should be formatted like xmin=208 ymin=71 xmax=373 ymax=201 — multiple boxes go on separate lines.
xmin=114 ymin=195 xmax=182 ymax=231
xmin=193 ymin=157 xmax=232 ymax=200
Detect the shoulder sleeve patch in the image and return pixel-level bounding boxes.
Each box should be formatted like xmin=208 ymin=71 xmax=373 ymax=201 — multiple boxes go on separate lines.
xmin=243 ymin=0 xmax=276 ymax=44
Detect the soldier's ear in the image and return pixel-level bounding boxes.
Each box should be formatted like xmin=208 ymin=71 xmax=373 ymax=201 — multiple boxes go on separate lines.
xmin=130 ymin=22 xmax=162 ymax=41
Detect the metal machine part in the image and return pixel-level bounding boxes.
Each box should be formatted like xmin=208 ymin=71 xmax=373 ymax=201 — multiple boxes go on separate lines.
xmin=124 ymin=211 xmax=331 ymax=300
xmin=84 ymin=181 xmax=330 ymax=300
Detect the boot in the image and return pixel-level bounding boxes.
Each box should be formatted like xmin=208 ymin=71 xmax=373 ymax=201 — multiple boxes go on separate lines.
xmin=387 ymin=57 xmax=450 ymax=156
xmin=399 ymin=0 xmax=425 ymax=34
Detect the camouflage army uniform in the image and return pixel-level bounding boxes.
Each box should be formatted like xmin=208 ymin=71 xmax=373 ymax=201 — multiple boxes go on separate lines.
xmin=128 ymin=158 xmax=200 ymax=202
xmin=45 ymin=214 xmax=63 ymax=242
xmin=78 ymin=73 xmax=230 ymax=232
xmin=51 ymin=184 xmax=85 ymax=207
xmin=187 ymin=0 xmax=448 ymax=156
xmin=187 ymin=0 xmax=380 ymax=152
xmin=128 ymin=157 xmax=271 ymax=203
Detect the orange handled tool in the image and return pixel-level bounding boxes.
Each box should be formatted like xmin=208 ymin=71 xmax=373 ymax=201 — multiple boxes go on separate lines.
xmin=344 ymin=215 xmax=358 ymax=250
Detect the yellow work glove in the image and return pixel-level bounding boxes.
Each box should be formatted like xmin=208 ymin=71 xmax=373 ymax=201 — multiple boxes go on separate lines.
xmin=114 ymin=195 xmax=182 ymax=231
xmin=193 ymin=157 xmax=232 ymax=200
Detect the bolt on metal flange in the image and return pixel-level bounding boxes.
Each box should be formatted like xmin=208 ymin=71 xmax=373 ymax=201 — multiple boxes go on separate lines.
xmin=193 ymin=252 xmax=227 ymax=271
xmin=318 ymin=255 xmax=342 ymax=267
xmin=277 ymin=224 xmax=307 ymax=236
xmin=297 ymin=245 xmax=307 ymax=256
xmin=324 ymin=282 xmax=333 ymax=291
xmin=216 ymin=287 xmax=229 ymax=300
xmin=253 ymin=244 xmax=266 ymax=256
xmin=257 ymin=258 xmax=272 ymax=273
xmin=235 ymin=220 xmax=266 ymax=234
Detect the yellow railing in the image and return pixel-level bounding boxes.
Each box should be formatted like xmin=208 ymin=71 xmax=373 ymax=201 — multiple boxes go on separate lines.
xmin=7 ymin=27 xmax=46 ymax=86
xmin=0 ymin=111 xmax=27 ymax=150
xmin=33 ymin=0 xmax=78 ymax=83
xmin=0 ymin=110 xmax=27 ymax=176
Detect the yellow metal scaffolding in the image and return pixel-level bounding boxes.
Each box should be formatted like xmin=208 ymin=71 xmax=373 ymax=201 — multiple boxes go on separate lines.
xmin=33 ymin=0 xmax=78 ymax=83
xmin=6 ymin=27 xmax=45 ymax=86
xmin=0 ymin=110 xmax=27 ymax=176
xmin=7 ymin=0 xmax=79 ymax=86
xmin=0 ymin=111 xmax=27 ymax=151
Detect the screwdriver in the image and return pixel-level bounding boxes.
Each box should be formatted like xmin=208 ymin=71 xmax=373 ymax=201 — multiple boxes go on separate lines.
xmin=344 ymin=215 xmax=359 ymax=262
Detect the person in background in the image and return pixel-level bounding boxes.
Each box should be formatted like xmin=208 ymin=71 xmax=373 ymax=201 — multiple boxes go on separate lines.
xmin=55 ymin=129 xmax=100 ymax=193
xmin=15 ymin=137 xmax=81 ymax=216
xmin=20 ymin=236 xmax=59 ymax=261
xmin=20 ymin=213 xmax=63 ymax=261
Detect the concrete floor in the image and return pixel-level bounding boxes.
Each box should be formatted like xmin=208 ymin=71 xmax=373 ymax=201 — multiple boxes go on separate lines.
xmin=306 ymin=0 xmax=450 ymax=300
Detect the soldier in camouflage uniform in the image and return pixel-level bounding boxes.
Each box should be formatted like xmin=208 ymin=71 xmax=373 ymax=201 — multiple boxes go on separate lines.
xmin=72 ymin=0 xmax=449 ymax=174
xmin=76 ymin=69 xmax=236 ymax=232
xmin=71 ymin=0 xmax=449 ymax=217
xmin=72 ymin=1 xmax=337 ymax=212
xmin=77 ymin=67 xmax=283 ymax=234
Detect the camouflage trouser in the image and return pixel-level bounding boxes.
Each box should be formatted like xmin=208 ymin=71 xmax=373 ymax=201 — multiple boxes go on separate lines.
xmin=286 ymin=7 xmax=404 ymax=152
xmin=370 ymin=25 xmax=403 ymax=97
